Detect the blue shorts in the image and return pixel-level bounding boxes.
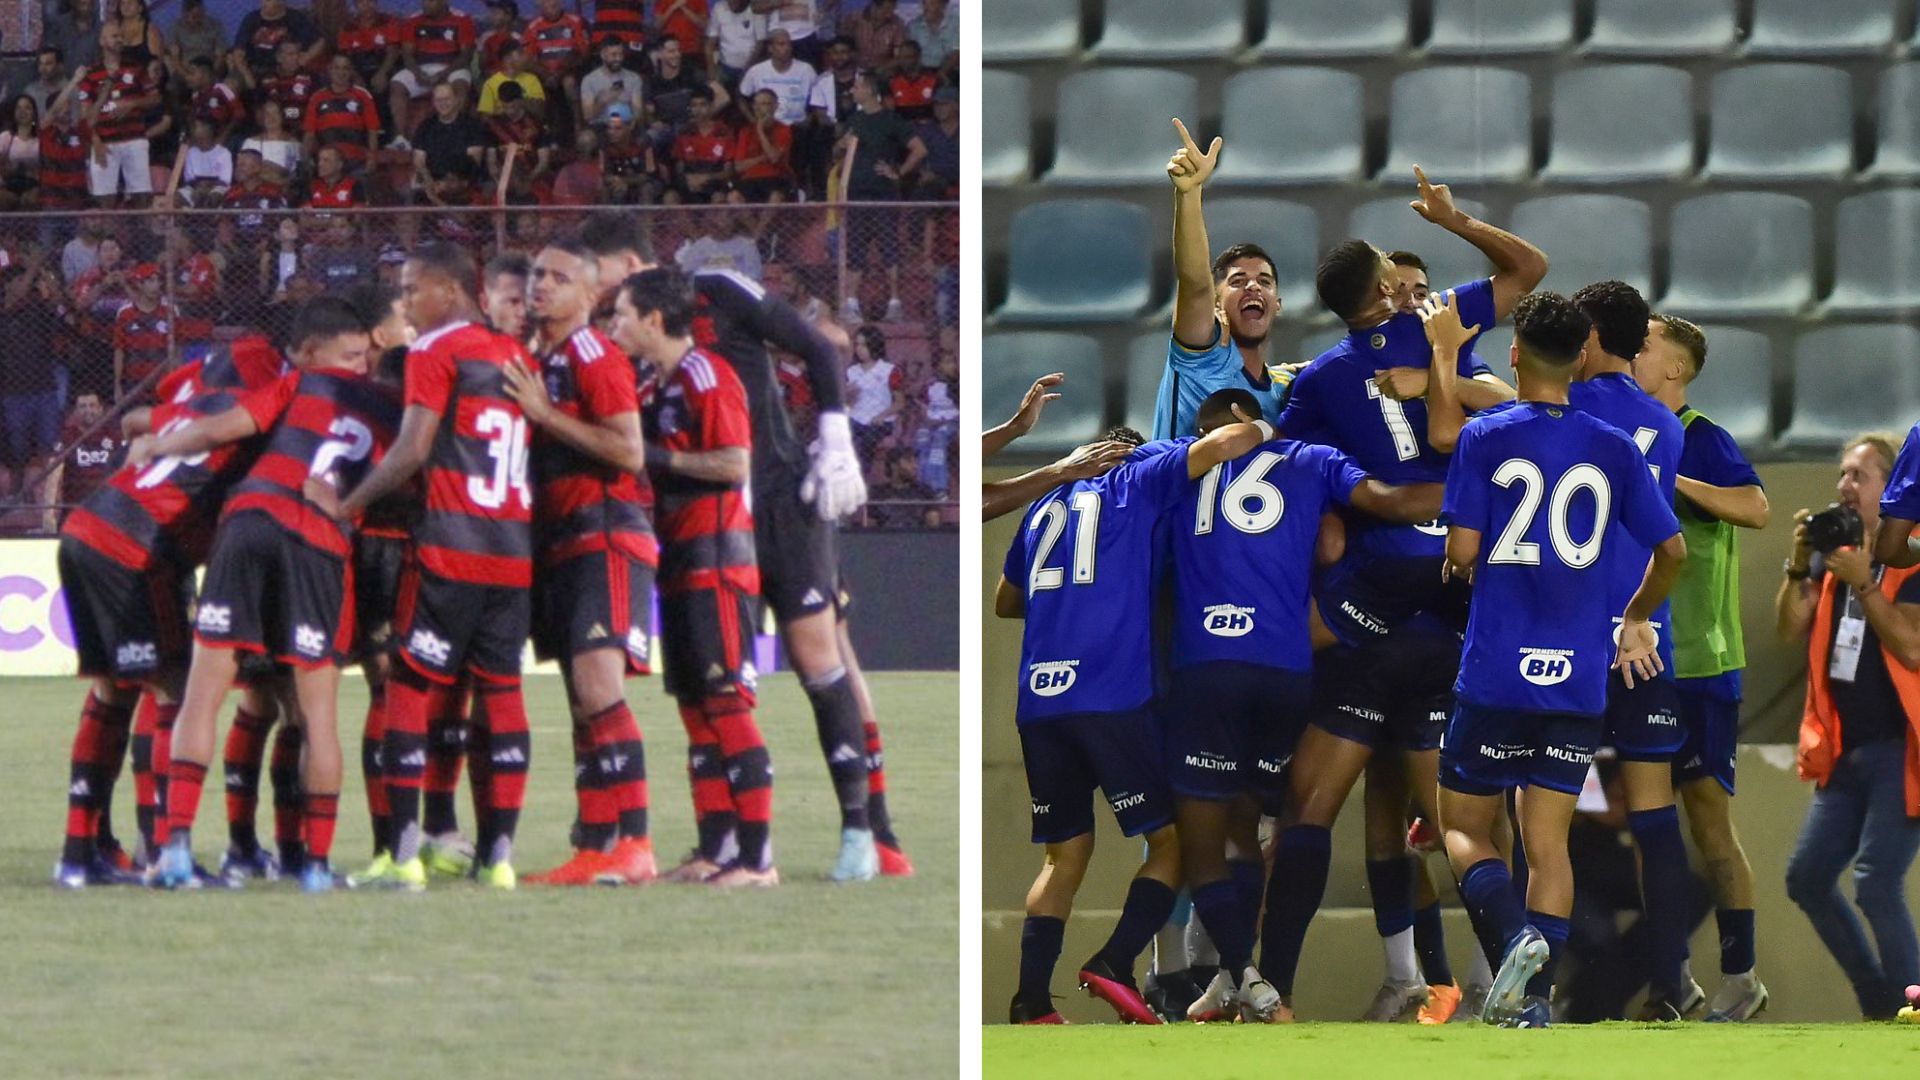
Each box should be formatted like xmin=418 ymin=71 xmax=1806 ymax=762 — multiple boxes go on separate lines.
xmin=1314 ymin=552 xmax=1471 ymax=648
xmin=1018 ymin=709 xmax=1172 ymax=844
xmin=1310 ymin=632 xmax=1458 ymax=753
xmin=1165 ymin=661 xmax=1311 ymax=802
xmin=1673 ymin=678 xmax=1740 ymax=794
xmin=1440 ymin=702 xmax=1602 ymax=797
xmin=1604 ymin=670 xmax=1686 ymax=761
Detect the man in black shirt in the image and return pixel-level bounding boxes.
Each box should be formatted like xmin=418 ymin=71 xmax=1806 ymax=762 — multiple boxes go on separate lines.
xmin=835 ymin=72 xmax=922 ymax=322
xmin=410 ymin=81 xmax=491 ymax=196
xmin=231 ymin=0 xmax=324 ymax=83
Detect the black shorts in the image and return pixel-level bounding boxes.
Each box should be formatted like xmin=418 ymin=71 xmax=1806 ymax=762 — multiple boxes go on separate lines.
xmin=1314 ymin=551 xmax=1469 ymax=647
xmin=392 ymin=561 xmax=532 ymax=685
xmin=57 ymin=537 xmax=192 ymax=682
xmin=1311 ymin=631 xmax=1460 ymax=753
xmin=672 ymin=171 xmax=731 ymax=202
xmin=1440 ymin=703 xmax=1602 ymax=797
xmin=1604 ymin=670 xmax=1686 ymax=762
xmin=753 ymin=466 xmax=839 ymax=622
xmin=1019 ymin=708 xmax=1172 ymax=844
xmin=531 ymin=549 xmax=654 ymax=673
xmin=1165 ymin=661 xmax=1310 ymax=803
xmin=1673 ymin=678 xmax=1740 ymax=795
xmin=195 ymin=510 xmax=352 ymax=669
xmin=659 ymin=584 xmax=759 ymax=703
xmin=352 ymin=532 xmax=408 ymax=662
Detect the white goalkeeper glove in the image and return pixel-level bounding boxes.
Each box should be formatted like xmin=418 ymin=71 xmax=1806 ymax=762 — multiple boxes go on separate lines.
xmin=801 ymin=411 xmax=868 ymax=521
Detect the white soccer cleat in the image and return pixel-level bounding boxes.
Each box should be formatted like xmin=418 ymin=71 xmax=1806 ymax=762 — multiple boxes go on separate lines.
xmin=1238 ymin=968 xmax=1291 ymax=1024
xmin=1185 ymin=968 xmax=1238 ymax=1023
xmin=1361 ymin=978 xmax=1430 ymax=1023
xmin=1704 ymin=972 xmax=1769 ymax=1023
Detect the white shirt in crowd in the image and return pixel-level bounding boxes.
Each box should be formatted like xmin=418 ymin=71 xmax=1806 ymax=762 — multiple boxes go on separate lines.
xmin=740 ymin=57 xmax=818 ymax=126
xmin=183 ymin=143 xmax=233 ymax=187
xmin=241 ymin=135 xmax=301 ymax=177
xmin=763 ymin=0 xmax=818 ymax=42
xmin=707 ymin=4 xmax=766 ymax=69
xmin=846 ymin=359 xmax=901 ymax=426
xmin=923 ymin=381 xmax=958 ymax=424
xmin=676 ymin=235 xmax=764 ymax=282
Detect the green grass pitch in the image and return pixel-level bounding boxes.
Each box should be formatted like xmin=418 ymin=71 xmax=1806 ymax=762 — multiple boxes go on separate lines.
xmin=983 ymin=1023 xmax=1920 ymax=1079
xmin=0 ymin=672 xmax=955 ymax=1079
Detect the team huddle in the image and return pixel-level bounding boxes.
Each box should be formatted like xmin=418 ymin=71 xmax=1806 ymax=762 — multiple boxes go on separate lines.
xmin=993 ymin=129 xmax=1779 ymax=1028
xmin=53 ymin=209 xmax=912 ymax=894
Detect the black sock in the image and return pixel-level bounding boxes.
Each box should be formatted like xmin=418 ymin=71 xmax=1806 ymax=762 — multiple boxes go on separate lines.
xmin=1191 ymin=879 xmax=1253 ymax=976
xmin=1414 ymin=901 xmax=1455 ymax=987
xmin=1018 ymin=916 xmax=1065 ymax=1016
xmin=804 ymin=672 xmax=869 ymax=832
xmin=423 ymin=792 xmax=458 ymax=837
xmin=1260 ymin=825 xmax=1332 ymax=996
xmin=868 ymin=790 xmax=896 ymax=847
xmin=1098 ymin=877 xmax=1178 ymax=976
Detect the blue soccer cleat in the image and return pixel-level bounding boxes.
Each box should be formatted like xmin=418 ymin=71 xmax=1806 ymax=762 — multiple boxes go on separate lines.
xmin=52 ymin=860 xmax=91 ymax=889
xmin=299 ymin=860 xmax=343 ymax=894
xmin=152 ymin=837 xmax=197 ymax=890
xmin=219 ymin=846 xmax=282 ymax=886
xmin=1496 ymin=995 xmax=1553 ymax=1028
xmin=1483 ymin=925 xmax=1550 ymax=1023
xmin=829 ymin=827 xmax=878 ymax=882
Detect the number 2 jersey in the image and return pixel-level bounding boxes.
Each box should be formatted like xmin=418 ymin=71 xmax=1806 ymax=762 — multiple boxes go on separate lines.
xmin=639 ymin=348 xmax=758 ymax=595
xmin=1442 ymin=401 xmax=1680 ymax=716
xmin=1003 ymin=441 xmax=1195 ymax=724
xmin=1169 ymin=439 xmax=1367 ymax=673
xmin=225 ymin=368 xmax=404 ymax=557
xmin=1569 ymin=371 xmax=1684 ymax=671
xmin=407 ymin=320 xmax=535 ymax=587
xmin=529 ymin=325 xmax=657 ymax=568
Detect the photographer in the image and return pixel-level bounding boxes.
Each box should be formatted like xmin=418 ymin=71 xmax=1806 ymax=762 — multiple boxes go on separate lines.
xmin=1776 ymin=432 xmax=1920 ymax=1019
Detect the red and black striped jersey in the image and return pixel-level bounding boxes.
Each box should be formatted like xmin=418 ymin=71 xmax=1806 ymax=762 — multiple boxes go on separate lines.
xmin=57 ymin=421 xmax=124 ymax=511
xmin=38 ymin=126 xmax=89 ymax=208
xmin=591 ymin=0 xmax=648 ymax=51
xmin=304 ymin=87 xmax=380 ymax=165
xmin=62 ymin=336 xmax=288 ymax=571
xmin=406 ymin=319 xmax=534 ymax=586
xmin=338 ymin=17 xmax=401 ymax=82
xmin=639 ymin=348 xmax=756 ymax=593
xmin=307 ymin=174 xmax=367 ymax=209
xmin=114 ymin=301 xmax=177 ymax=384
xmin=261 ymin=71 xmax=317 ymax=127
xmin=191 ymin=83 xmax=245 ymax=131
xmin=405 ymin=11 xmax=476 ymax=65
xmin=77 ymin=64 xmax=155 ymax=143
xmin=523 ymin=14 xmax=589 ymax=72
xmin=154 ymin=333 xmax=288 ymax=406
xmin=225 ymin=368 xmax=405 ymax=557
xmin=530 ymin=325 xmax=656 ymax=567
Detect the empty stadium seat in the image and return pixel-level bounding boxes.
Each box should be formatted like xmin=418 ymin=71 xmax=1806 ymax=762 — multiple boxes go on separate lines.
xmin=1825 ymin=190 xmax=1920 ymax=313
xmin=1216 ymin=68 xmax=1365 ymax=186
xmin=1781 ymin=325 xmax=1920 ymax=446
xmin=1540 ymin=64 xmax=1694 ymax=183
xmin=1584 ymin=0 xmax=1738 ymax=57
xmin=1257 ymin=0 xmax=1411 ymax=57
xmin=1868 ymin=62 xmax=1920 ymax=178
xmin=1125 ymin=331 xmax=1171 ymax=435
xmin=1703 ymin=64 xmax=1854 ymax=180
xmin=1190 ymin=198 xmax=1323 ymax=316
xmin=983 ymin=332 xmax=1107 ymax=453
xmin=998 ymin=199 xmax=1154 ymax=322
xmin=1383 ymin=67 xmax=1532 ymax=183
xmin=982 ymin=0 xmax=1079 ymax=62
xmin=1683 ymin=325 xmax=1773 ymax=447
xmin=1047 ymin=69 xmax=1200 ymax=185
xmin=1092 ymin=0 xmax=1246 ymax=59
xmin=1663 ymin=193 xmax=1815 ymax=317
xmin=983 ymin=70 xmax=1030 ymax=186
xmin=1747 ymin=0 xmax=1900 ymax=56
xmin=1347 ymin=196 xmax=1493 ymax=295
xmin=1510 ymin=195 xmax=1654 ymax=298
xmin=1426 ymin=0 xmax=1575 ymax=55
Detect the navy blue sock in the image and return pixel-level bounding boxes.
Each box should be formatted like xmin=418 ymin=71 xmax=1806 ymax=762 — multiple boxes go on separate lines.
xmin=1413 ymin=901 xmax=1455 ymax=986
xmin=1192 ymin=879 xmax=1254 ymax=975
xmin=1229 ymin=857 xmax=1265 ymax=917
xmin=1628 ymin=805 xmax=1692 ymax=997
xmin=1098 ymin=877 xmax=1178 ymax=975
xmin=1460 ymin=857 xmax=1527 ymax=961
xmin=1259 ymin=825 xmax=1332 ymax=995
xmin=1717 ymin=907 xmax=1756 ymax=975
xmin=1366 ymin=856 xmax=1416 ymax=937
xmin=1525 ymin=910 xmax=1570 ymax=999
xmin=1018 ymin=916 xmax=1065 ymax=1014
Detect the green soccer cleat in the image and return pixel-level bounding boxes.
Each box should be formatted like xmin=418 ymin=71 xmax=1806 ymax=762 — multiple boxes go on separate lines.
xmin=421 ymin=833 xmax=475 ymax=878
xmin=346 ymin=851 xmax=394 ymax=889
xmin=474 ymin=860 xmax=517 ymax=891
xmin=350 ymin=853 xmax=427 ymax=892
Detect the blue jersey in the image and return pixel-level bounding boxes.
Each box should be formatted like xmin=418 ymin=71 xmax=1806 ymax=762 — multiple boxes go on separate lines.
xmin=1004 ymin=440 xmax=1196 ymax=723
xmin=1152 ymin=325 xmax=1290 ymax=440
xmin=1444 ymin=401 xmax=1681 ymax=716
xmin=1168 ymin=440 xmax=1367 ymax=672
xmin=1569 ymin=372 xmax=1684 ymax=670
xmin=1882 ymin=423 xmax=1920 ymax=523
xmin=1277 ymin=278 xmax=1495 ymax=558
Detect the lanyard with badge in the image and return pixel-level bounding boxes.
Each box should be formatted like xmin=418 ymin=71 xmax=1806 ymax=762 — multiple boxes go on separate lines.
xmin=1830 ymin=565 xmax=1882 ymax=683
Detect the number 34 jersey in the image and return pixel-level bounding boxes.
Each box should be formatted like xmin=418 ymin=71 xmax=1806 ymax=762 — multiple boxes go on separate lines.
xmin=1168 ymin=439 xmax=1366 ymax=673
xmin=225 ymin=368 xmax=404 ymax=557
xmin=1442 ymin=402 xmax=1680 ymax=717
xmin=407 ymin=320 xmax=536 ymax=587
xmin=1003 ymin=440 xmax=1195 ymax=725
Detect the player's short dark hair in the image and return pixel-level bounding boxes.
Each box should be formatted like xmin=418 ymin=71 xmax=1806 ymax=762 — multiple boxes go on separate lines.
xmin=620 ymin=267 xmax=696 ymax=336
xmin=287 ymin=296 xmax=370 ymax=352
xmin=484 ymin=250 xmax=531 ymax=285
xmin=1196 ymin=387 xmax=1262 ymax=436
xmin=376 ymin=344 xmax=408 ymax=384
xmin=537 ymin=237 xmax=600 ymax=275
xmin=1387 ymin=250 xmax=1428 ymax=274
xmin=1316 ymin=240 xmax=1381 ymax=322
xmin=38 ymin=46 xmax=61 ymax=63
xmin=407 ymin=242 xmax=477 ymax=295
xmin=1212 ymin=243 xmax=1276 ymax=286
xmin=1653 ymin=313 xmax=1707 ymax=378
xmin=343 ymin=281 xmax=401 ymax=330
xmin=1570 ymin=279 xmax=1650 ymax=361
xmin=1512 ymin=292 xmax=1591 ymax=368
xmin=576 ymin=210 xmax=656 ymax=264
xmin=1104 ymin=426 xmax=1147 ymax=448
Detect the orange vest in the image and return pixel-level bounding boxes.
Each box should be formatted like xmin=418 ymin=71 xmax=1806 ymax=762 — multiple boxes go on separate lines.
xmin=1798 ymin=560 xmax=1920 ymax=815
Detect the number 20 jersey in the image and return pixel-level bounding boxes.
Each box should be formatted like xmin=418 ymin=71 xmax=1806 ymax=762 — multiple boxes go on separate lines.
xmin=1442 ymin=402 xmax=1680 ymax=716
xmin=407 ymin=320 xmax=535 ymax=588
xmin=1003 ymin=441 xmax=1194 ymax=725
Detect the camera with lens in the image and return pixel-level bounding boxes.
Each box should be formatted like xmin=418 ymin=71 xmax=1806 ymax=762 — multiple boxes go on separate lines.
xmin=1805 ymin=502 xmax=1864 ymax=555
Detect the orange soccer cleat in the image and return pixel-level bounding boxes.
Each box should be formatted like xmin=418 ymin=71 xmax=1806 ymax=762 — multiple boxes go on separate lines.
xmin=594 ymin=836 xmax=658 ymax=885
xmin=524 ymin=849 xmax=617 ymax=886
xmin=877 ymin=841 xmax=915 ymax=877
xmin=1418 ymin=983 xmax=1463 ymax=1025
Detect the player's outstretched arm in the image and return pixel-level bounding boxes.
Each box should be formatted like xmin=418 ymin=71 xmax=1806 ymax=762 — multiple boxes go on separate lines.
xmin=1875 ymin=516 xmax=1920 ymax=568
xmin=330 ymin=403 xmax=437 ymax=520
xmin=1168 ymin=117 xmax=1222 ymax=350
xmin=983 ymin=371 xmax=1062 ymax=461
xmin=1349 ymin=479 xmax=1444 ymax=525
xmin=126 ymin=405 xmax=261 ymax=469
xmin=502 ymin=356 xmax=645 ymax=473
xmin=994 ymin=575 xmax=1025 ymax=619
xmin=1185 ymin=408 xmax=1268 ymax=479
xmin=982 ymin=439 xmax=1131 ymax=523
xmin=1409 ymin=166 xmax=1547 ymax=322
xmin=1675 ymin=475 xmax=1770 ymax=530
xmin=1616 ymin=532 xmax=1687 ymax=688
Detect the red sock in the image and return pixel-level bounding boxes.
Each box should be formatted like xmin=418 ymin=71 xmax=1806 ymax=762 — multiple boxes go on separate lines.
xmin=151 ymin=700 xmax=179 ymax=846
xmin=475 ymin=683 xmax=529 ymax=857
xmin=708 ymin=697 xmax=771 ymax=869
xmin=864 ymin=719 xmax=887 ymax=797
xmin=222 ymin=707 xmax=273 ymax=839
xmin=64 ymin=692 xmax=134 ymax=863
xmin=302 ymin=792 xmax=340 ymax=863
xmin=166 ymin=758 xmax=208 ymax=839
xmin=380 ymin=670 xmax=435 ymax=855
xmin=589 ymin=701 xmax=646 ymax=839
xmin=132 ymin=694 xmax=159 ymax=845
xmin=679 ymin=701 xmax=732 ymax=823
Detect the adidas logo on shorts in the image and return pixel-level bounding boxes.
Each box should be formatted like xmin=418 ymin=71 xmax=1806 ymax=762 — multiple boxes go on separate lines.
xmin=801 ymin=588 xmax=826 ymax=607
xmin=626 ymin=626 xmax=649 ymax=662
xmin=588 ymin=622 xmax=608 ymax=639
